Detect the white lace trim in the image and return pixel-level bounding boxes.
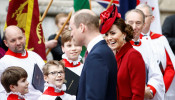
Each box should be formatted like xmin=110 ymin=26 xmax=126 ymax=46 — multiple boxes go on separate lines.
xmin=44 ymin=83 xmax=66 ymax=92
xmin=62 ymin=54 xmax=82 ymax=65
xmin=7 ymin=92 xmax=25 ymax=99
xmin=21 ymin=49 xmax=27 ymax=56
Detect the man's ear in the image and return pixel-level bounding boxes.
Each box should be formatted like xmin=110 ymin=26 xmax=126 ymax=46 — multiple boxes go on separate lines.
xmin=3 ymin=40 xmax=8 ymax=47
xmin=79 ymin=23 xmax=85 ymax=33
xmin=151 ymin=15 xmax=155 ymax=23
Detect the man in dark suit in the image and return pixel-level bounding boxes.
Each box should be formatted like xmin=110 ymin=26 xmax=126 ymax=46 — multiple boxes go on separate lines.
xmin=162 ymin=14 xmax=175 ymax=54
xmin=69 ymin=9 xmax=118 ymax=100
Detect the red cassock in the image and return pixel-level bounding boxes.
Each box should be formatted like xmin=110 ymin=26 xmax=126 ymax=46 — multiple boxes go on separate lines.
xmin=115 ymin=42 xmax=146 ymax=100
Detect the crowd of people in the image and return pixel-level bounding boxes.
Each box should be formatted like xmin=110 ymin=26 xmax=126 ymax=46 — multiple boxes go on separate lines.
xmin=0 ymin=3 xmax=175 ymax=100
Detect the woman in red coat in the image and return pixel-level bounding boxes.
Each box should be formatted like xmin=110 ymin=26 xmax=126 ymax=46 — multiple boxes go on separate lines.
xmin=100 ymin=5 xmax=146 ymax=100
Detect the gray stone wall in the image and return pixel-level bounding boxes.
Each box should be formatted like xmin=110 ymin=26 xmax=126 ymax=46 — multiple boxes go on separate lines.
xmin=1 ymin=0 xmax=175 ymax=35
xmin=0 ymin=0 xmax=8 ymax=34
xmin=159 ymin=0 xmax=175 ymax=24
xmin=0 ymin=0 xmax=175 ymax=60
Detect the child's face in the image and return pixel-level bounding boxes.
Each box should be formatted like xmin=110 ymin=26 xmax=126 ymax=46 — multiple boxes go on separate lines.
xmin=11 ymin=78 xmax=29 ymax=95
xmin=44 ymin=65 xmax=65 ymax=89
xmin=62 ymin=40 xmax=82 ymax=61
xmin=57 ymin=17 xmax=69 ymax=31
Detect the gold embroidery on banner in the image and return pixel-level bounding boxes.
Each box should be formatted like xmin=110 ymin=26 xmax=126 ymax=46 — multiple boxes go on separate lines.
xmin=11 ymin=1 xmax=44 ymax=49
xmin=12 ymin=1 xmax=28 ymax=31
xmin=36 ymin=21 xmax=42 ymax=44
xmin=27 ymin=47 xmax=34 ymax=51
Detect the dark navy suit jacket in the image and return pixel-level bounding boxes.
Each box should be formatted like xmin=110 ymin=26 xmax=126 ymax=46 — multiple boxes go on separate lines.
xmin=77 ymin=40 xmax=117 ymax=100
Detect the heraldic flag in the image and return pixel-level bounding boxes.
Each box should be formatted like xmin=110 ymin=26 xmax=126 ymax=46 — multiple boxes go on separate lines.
xmin=4 ymin=0 xmax=47 ymax=60
xmin=74 ymin=0 xmax=90 ymax=58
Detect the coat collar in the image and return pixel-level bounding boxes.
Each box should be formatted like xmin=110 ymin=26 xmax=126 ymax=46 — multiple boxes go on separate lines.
xmin=116 ymin=42 xmax=133 ymax=61
xmin=5 ymin=49 xmax=28 ymax=59
xmin=130 ymin=40 xmax=142 ymax=46
xmin=87 ymin=35 xmax=104 ymax=53
xmin=43 ymin=87 xmax=64 ymax=96
xmin=140 ymin=31 xmax=162 ymax=39
xmin=63 ymin=59 xmax=81 ymax=67
xmin=62 ymin=54 xmax=82 ymax=67
xmin=7 ymin=92 xmax=25 ymax=100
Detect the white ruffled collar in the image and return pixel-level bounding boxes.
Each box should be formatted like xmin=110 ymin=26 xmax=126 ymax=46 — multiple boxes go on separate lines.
xmin=7 ymin=92 xmax=25 ymax=99
xmin=62 ymin=54 xmax=82 ymax=66
xmin=44 ymin=83 xmax=66 ymax=92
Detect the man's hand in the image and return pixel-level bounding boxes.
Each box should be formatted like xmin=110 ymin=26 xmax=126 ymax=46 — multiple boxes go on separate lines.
xmin=144 ymin=86 xmax=153 ymax=99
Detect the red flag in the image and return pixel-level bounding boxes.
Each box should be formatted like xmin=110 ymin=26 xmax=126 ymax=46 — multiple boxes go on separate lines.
xmin=5 ymin=0 xmax=47 ymax=60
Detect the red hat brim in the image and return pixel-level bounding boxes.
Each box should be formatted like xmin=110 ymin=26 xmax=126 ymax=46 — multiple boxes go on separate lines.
xmin=100 ymin=5 xmax=121 ymax=34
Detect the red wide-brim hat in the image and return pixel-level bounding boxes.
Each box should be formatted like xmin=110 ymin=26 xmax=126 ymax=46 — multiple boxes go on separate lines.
xmin=100 ymin=5 xmax=121 ymax=34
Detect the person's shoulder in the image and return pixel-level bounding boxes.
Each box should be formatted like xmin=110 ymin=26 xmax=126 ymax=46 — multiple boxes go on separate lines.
xmin=95 ymin=40 xmax=110 ymax=51
xmin=27 ymin=50 xmax=38 ymax=55
xmin=128 ymin=47 xmax=139 ymax=53
xmin=0 ymin=55 xmax=8 ymax=65
xmin=0 ymin=55 xmax=6 ymax=60
xmin=167 ymin=14 xmax=175 ymax=20
xmin=150 ymin=32 xmax=163 ymax=39
xmin=127 ymin=48 xmax=142 ymax=57
xmin=61 ymin=93 xmax=76 ymax=100
xmin=0 ymin=54 xmax=12 ymax=62
xmin=126 ymin=48 xmax=145 ymax=64
xmin=94 ymin=43 xmax=113 ymax=56
xmin=37 ymin=94 xmax=55 ymax=100
xmin=27 ymin=50 xmax=43 ymax=59
xmin=27 ymin=50 xmax=42 ymax=59
xmin=48 ymin=34 xmax=57 ymax=40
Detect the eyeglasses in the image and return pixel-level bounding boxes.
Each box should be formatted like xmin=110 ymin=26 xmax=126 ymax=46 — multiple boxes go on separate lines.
xmin=48 ymin=71 xmax=65 ymax=76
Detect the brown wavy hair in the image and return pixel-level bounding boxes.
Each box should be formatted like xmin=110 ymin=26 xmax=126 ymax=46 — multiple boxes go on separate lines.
xmin=113 ymin=18 xmax=134 ymax=42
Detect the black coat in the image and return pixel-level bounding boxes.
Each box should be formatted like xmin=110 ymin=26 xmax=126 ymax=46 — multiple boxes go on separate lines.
xmin=162 ymin=14 xmax=175 ymax=54
xmin=48 ymin=34 xmax=63 ymax=60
